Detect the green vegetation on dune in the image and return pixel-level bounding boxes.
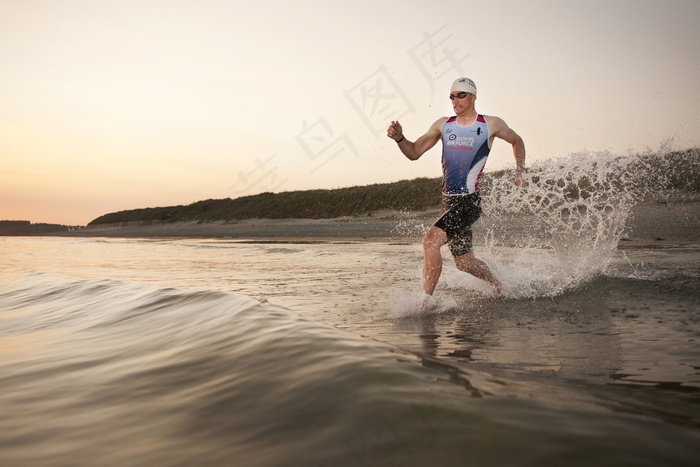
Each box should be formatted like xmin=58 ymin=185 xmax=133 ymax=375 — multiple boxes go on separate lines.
xmin=89 ymin=148 xmax=699 ymax=226
xmin=89 ymin=177 xmax=445 ymax=225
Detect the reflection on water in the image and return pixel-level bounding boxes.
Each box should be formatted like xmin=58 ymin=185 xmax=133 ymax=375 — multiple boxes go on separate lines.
xmin=2 ymin=237 xmax=698 ymax=391
xmin=1 ymin=237 xmax=699 ymax=465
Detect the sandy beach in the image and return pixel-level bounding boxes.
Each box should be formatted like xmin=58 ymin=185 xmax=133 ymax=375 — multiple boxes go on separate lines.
xmin=53 ymin=199 xmax=699 ymax=245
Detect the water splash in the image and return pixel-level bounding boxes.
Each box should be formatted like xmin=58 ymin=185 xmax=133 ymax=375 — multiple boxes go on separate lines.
xmin=389 ymin=289 xmax=458 ymax=319
xmin=478 ymin=145 xmax=698 ymax=298
xmin=391 ymin=209 xmax=435 ymax=238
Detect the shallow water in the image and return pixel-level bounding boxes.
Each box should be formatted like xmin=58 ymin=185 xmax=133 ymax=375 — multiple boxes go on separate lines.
xmin=2 ymin=150 xmax=699 ymax=465
xmin=1 ymin=236 xmax=698 ymax=465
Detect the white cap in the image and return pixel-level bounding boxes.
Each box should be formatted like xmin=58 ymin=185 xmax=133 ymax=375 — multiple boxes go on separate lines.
xmin=451 ymin=77 xmax=477 ymax=95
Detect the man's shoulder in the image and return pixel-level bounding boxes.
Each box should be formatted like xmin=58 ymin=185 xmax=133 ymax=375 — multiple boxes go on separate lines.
xmin=482 ymin=114 xmax=500 ymax=122
xmin=429 ymin=116 xmax=450 ymax=132
xmin=483 ymin=115 xmax=507 ymax=132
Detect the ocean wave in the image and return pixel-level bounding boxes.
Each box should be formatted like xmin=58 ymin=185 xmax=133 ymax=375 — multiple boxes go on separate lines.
xmin=2 ymin=274 xmax=699 ymax=465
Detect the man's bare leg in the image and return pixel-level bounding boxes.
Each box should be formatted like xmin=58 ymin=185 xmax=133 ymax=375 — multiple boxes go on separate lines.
xmin=422 ymin=227 xmax=448 ymax=295
xmin=454 ymin=253 xmax=502 ymax=294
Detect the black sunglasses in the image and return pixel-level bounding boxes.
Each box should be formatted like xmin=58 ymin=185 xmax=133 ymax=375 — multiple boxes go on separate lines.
xmin=449 ymin=92 xmax=470 ymax=100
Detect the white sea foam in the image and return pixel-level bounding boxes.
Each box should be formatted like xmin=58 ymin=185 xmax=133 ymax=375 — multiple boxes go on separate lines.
xmin=388 ymin=145 xmax=695 ymax=302
xmin=389 ymin=289 xmax=458 ymax=319
xmin=476 ymin=148 xmax=678 ymax=297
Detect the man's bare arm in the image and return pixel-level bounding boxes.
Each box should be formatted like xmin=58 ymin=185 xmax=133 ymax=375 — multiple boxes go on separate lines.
xmin=487 ymin=116 xmax=526 ymax=185
xmin=387 ymin=118 xmax=445 ymax=161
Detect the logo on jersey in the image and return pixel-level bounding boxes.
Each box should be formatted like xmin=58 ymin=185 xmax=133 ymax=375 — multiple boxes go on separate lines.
xmin=447 ymin=135 xmax=475 ymax=147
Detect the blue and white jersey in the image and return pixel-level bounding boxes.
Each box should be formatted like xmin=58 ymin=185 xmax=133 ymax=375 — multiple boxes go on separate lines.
xmin=441 ymin=115 xmax=490 ymax=195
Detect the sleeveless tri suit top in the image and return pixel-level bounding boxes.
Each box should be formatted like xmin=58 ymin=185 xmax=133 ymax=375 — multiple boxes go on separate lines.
xmin=440 ymin=115 xmax=490 ymax=196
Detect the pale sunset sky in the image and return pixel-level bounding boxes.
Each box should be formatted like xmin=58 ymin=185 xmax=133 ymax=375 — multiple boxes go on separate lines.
xmin=1 ymin=0 xmax=699 ymax=225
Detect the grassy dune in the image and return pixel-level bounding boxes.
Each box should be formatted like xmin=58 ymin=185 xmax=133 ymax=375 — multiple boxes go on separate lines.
xmin=89 ymin=149 xmax=698 ymax=226
xmin=89 ymin=177 xmax=445 ymax=225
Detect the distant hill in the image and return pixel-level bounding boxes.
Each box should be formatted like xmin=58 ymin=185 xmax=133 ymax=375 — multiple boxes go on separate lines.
xmin=0 ymin=220 xmax=79 ymax=236
xmin=89 ymin=148 xmax=699 ymax=226
xmin=89 ymin=177 xmax=446 ymax=225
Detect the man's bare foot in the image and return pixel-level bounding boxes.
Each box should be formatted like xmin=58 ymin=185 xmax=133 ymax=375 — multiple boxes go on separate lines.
xmin=418 ymin=292 xmax=434 ymax=315
xmin=491 ymin=282 xmax=504 ymax=297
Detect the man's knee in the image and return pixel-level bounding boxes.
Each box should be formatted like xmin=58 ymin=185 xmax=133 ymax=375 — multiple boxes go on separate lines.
xmin=454 ymin=253 xmax=478 ymax=272
xmin=423 ymin=227 xmax=447 ymax=251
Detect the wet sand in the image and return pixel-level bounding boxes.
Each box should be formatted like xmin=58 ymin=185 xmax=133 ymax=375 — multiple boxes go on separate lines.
xmin=52 ymin=199 xmax=699 ymax=245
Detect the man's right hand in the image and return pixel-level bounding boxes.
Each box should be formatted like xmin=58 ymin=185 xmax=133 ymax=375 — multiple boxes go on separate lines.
xmin=387 ymin=121 xmax=403 ymax=141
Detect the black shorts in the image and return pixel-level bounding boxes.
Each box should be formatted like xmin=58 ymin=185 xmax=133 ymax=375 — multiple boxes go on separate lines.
xmin=434 ymin=193 xmax=482 ymax=257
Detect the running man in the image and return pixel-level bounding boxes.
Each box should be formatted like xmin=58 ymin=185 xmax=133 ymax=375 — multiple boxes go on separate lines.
xmin=387 ymin=77 xmax=526 ymax=297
